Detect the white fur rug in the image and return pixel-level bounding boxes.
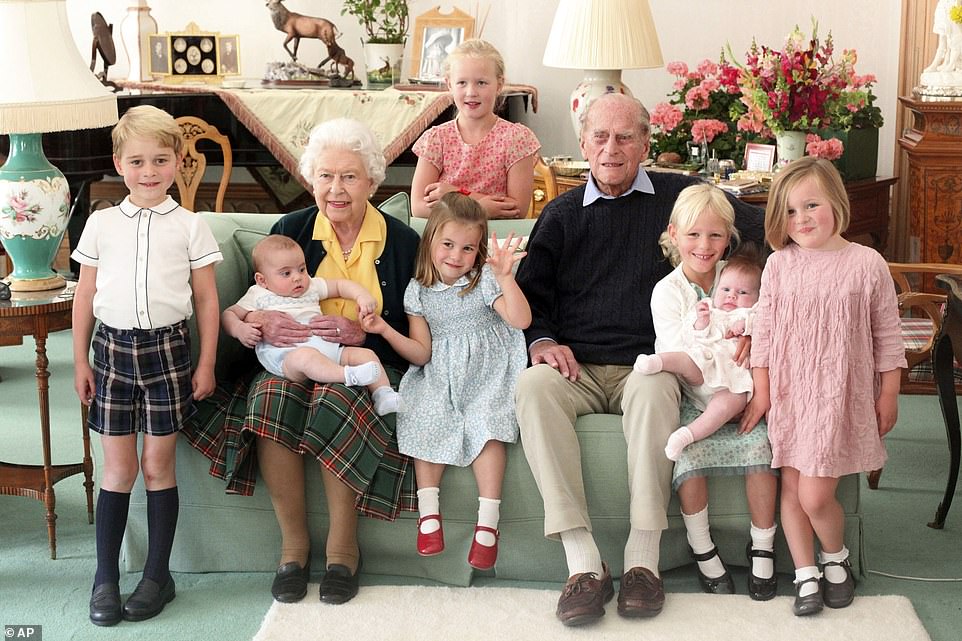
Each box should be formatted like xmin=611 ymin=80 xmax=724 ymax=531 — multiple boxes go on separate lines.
xmin=253 ymin=584 xmax=931 ymax=641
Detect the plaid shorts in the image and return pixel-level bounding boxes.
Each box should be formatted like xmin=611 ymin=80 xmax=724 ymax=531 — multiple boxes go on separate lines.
xmin=88 ymin=320 xmax=194 ymax=436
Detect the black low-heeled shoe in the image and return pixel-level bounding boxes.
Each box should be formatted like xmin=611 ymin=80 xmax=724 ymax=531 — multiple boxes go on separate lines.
xmin=271 ymin=556 xmax=311 ymax=603
xmin=746 ymin=542 xmax=778 ymax=601
xmin=319 ymin=557 xmax=361 ymax=605
xmin=822 ymin=558 xmax=856 ymax=609
xmin=691 ymin=546 xmax=735 ymax=594
xmin=122 ymin=576 xmax=176 ymax=621
xmin=793 ymin=576 xmax=824 ymax=616
xmin=89 ymin=583 xmax=122 ymax=627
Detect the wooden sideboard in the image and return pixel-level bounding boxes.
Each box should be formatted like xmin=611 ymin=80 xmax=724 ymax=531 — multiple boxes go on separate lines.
xmin=532 ymin=171 xmax=897 ymax=251
xmin=898 ymin=96 xmax=962 ymax=266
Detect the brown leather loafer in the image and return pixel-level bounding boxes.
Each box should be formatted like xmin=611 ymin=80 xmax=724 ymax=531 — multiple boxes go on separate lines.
xmin=617 ymin=566 xmax=665 ymax=618
xmin=555 ymin=562 xmax=614 ymax=627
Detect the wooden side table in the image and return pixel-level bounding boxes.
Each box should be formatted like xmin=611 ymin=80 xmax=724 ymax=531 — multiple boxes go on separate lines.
xmin=931 ymin=273 xmax=962 ymax=529
xmin=0 ymin=281 xmax=94 ymax=558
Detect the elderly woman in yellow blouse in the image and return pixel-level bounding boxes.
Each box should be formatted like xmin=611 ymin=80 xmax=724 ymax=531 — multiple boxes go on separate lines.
xmin=183 ymin=118 xmax=419 ymax=605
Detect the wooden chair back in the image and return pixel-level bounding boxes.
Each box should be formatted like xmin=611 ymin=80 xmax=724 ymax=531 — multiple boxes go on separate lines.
xmin=174 ymin=116 xmax=233 ymax=212
xmin=527 ymin=157 xmax=558 ymax=218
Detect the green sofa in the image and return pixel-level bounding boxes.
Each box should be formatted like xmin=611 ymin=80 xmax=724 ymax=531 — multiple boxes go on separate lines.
xmin=122 ymin=199 xmax=864 ymax=586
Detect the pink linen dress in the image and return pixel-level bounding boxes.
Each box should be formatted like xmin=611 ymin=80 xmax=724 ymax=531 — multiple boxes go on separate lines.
xmin=412 ymin=118 xmax=541 ymax=197
xmin=750 ymin=243 xmax=907 ymax=477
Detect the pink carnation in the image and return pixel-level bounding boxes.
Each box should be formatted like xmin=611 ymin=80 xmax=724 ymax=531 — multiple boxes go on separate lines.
xmin=690 ymin=118 xmax=729 ymax=144
xmin=666 ymin=61 xmax=689 ymax=77
xmin=805 ymin=134 xmax=844 ymax=160
xmin=700 ymin=76 xmax=720 ymax=93
xmin=696 ymin=59 xmax=719 ymax=77
xmin=651 ymin=102 xmax=685 ymax=132
xmin=685 ymin=86 xmax=711 ymax=110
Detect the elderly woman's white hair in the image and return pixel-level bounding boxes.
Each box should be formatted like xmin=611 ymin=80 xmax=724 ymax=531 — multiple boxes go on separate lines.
xmin=298 ymin=118 xmax=387 ymax=189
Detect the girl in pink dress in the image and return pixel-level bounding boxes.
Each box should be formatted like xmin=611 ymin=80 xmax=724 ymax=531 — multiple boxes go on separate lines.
xmin=741 ymin=157 xmax=906 ymax=617
xmin=410 ymin=39 xmax=541 ymax=219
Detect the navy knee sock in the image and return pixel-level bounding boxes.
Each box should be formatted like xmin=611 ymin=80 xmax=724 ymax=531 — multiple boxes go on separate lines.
xmin=143 ymin=486 xmax=179 ymax=585
xmin=93 ymin=489 xmax=131 ymax=587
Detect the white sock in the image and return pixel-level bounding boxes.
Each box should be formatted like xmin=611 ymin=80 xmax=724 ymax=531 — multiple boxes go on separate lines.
xmin=476 ymin=497 xmax=501 ymax=546
xmin=819 ymin=545 xmax=850 ymax=583
xmin=623 ymin=528 xmax=661 ymax=577
xmin=682 ymin=507 xmax=725 ymax=578
xmin=372 ymin=386 xmax=399 ymax=415
xmin=664 ymin=426 xmax=695 ymax=460
xmin=416 ymin=487 xmax=441 ymax=534
xmin=795 ymin=565 xmax=821 ymax=597
xmin=750 ymin=523 xmax=777 ymax=579
xmin=560 ymin=527 xmax=603 ymax=578
xmin=344 ymin=362 xmax=380 ymax=386
xmin=633 ymin=353 xmax=664 ymax=375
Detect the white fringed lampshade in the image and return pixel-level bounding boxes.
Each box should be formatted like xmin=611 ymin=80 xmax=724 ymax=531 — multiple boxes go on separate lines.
xmin=543 ymin=0 xmax=663 ymax=136
xmin=0 ymin=0 xmax=118 ymax=134
xmin=0 ymin=0 xmax=118 ymax=291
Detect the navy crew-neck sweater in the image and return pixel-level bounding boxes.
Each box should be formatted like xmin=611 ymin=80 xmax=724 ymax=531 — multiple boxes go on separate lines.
xmin=516 ymin=172 xmax=764 ymax=366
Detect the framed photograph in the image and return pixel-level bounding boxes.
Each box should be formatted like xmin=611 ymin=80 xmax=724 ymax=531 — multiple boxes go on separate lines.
xmin=218 ymin=35 xmax=240 ymax=75
xmin=409 ymin=7 xmax=474 ymax=82
xmin=744 ymin=143 xmax=776 ymax=172
xmin=148 ymin=34 xmax=170 ymax=76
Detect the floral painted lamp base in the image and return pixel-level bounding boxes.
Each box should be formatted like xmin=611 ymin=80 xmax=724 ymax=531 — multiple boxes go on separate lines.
xmin=567 ymin=70 xmax=630 ymax=139
xmin=0 ymin=134 xmax=71 ymax=292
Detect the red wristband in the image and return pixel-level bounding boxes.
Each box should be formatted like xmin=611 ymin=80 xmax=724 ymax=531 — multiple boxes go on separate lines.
xmin=457 ymin=187 xmax=471 ymax=196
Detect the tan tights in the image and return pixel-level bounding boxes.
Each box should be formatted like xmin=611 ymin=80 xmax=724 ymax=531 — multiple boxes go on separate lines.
xmin=256 ymin=437 xmax=360 ymax=573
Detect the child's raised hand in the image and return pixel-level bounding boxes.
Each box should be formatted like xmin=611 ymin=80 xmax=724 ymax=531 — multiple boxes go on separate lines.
xmin=695 ymin=300 xmax=711 ymax=321
xmin=235 ymin=322 xmax=262 ymax=349
xmin=486 ymin=232 xmax=526 ymax=278
xmin=355 ymin=293 xmax=376 ymax=317
xmin=359 ymin=310 xmax=387 ymax=335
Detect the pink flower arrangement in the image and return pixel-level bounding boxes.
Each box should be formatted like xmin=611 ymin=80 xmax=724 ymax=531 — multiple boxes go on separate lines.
xmin=805 ymin=133 xmax=844 ymax=160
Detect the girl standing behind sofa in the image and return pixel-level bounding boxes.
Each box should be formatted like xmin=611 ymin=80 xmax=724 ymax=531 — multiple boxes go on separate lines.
xmin=740 ymin=157 xmax=906 ymax=616
xmin=361 ymin=192 xmax=530 ymax=570
xmin=409 ymin=39 xmax=541 ymax=219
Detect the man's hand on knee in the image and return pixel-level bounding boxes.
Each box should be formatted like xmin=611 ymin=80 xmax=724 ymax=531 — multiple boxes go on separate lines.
xmin=530 ymin=341 xmax=581 ymax=382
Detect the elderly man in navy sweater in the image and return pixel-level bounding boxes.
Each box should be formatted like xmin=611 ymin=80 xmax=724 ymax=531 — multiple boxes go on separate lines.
xmin=515 ymin=93 xmax=765 ymax=627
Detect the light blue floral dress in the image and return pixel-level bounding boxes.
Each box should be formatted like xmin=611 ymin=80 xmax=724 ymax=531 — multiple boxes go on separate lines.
xmin=397 ymin=265 xmax=527 ymax=466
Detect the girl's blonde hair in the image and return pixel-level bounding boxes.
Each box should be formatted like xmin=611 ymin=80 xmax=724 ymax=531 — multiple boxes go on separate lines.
xmin=111 ymin=105 xmax=184 ymax=157
xmin=415 ymin=192 xmax=488 ymax=295
xmin=765 ymin=156 xmax=850 ymax=250
xmin=443 ymin=38 xmax=505 ymax=83
xmin=658 ymin=183 xmax=739 ymax=266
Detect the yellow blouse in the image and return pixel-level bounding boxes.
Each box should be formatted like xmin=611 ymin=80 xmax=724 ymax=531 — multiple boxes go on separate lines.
xmin=311 ymin=203 xmax=387 ymax=320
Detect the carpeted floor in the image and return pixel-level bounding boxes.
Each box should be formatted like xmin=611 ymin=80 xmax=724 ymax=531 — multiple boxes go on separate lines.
xmin=253 ymin=586 xmax=930 ymax=641
xmin=1 ymin=331 xmax=961 ymax=641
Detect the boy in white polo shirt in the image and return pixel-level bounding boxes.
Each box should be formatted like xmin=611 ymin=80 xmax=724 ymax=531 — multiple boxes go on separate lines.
xmin=72 ymin=105 xmax=223 ymax=627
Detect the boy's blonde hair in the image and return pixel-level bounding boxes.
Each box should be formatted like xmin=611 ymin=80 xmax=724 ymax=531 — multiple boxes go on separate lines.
xmin=415 ymin=192 xmax=488 ymax=295
xmin=111 ymin=105 xmax=184 ymax=157
xmin=443 ymin=38 xmax=505 ymax=82
xmin=658 ymin=183 xmax=739 ymax=266
xmin=765 ymin=156 xmax=850 ymax=250
xmin=252 ymin=234 xmax=302 ymax=274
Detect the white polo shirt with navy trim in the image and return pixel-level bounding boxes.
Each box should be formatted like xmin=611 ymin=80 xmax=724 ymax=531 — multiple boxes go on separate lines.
xmin=72 ymin=195 xmax=223 ymax=329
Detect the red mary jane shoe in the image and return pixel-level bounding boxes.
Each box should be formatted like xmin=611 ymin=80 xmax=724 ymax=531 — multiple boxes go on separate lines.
xmin=468 ymin=525 xmax=499 ymax=570
xmin=417 ymin=514 xmax=444 ymax=556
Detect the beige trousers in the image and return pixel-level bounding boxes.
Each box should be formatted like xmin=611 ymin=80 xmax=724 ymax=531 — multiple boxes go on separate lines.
xmin=515 ymin=363 xmax=680 ymax=538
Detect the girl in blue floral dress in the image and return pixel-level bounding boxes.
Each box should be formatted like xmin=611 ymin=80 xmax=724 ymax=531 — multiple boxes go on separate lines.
xmin=361 ymin=192 xmax=530 ymax=571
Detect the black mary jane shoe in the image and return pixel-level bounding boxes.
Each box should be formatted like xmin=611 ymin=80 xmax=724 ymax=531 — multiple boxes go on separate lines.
xmin=792 ymin=576 xmax=824 ymax=616
xmin=319 ymin=559 xmax=361 ymax=605
xmin=89 ymin=583 xmax=122 ymax=627
xmin=691 ymin=546 xmax=735 ymax=594
xmin=122 ymin=576 xmax=176 ymax=621
xmin=746 ymin=542 xmax=778 ymax=601
xmin=271 ymin=557 xmax=311 ymax=603
xmin=822 ymin=559 xmax=856 ymax=609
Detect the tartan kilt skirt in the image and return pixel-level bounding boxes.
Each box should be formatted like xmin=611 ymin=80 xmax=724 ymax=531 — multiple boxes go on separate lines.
xmin=180 ymin=367 xmax=416 ymax=521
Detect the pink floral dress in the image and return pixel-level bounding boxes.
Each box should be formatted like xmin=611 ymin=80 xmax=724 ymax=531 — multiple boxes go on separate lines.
xmin=412 ymin=118 xmax=541 ymax=197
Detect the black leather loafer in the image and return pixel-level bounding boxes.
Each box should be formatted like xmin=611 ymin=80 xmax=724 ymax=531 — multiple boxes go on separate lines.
xmin=822 ymin=559 xmax=855 ymax=609
xmin=319 ymin=561 xmax=360 ymax=605
xmin=271 ymin=558 xmax=311 ymax=603
xmin=746 ymin=542 xmax=778 ymax=601
xmin=123 ymin=577 xmax=175 ymax=621
xmin=89 ymin=583 xmax=122 ymax=627
xmin=691 ymin=546 xmax=735 ymax=594
xmin=793 ymin=576 xmax=823 ymax=616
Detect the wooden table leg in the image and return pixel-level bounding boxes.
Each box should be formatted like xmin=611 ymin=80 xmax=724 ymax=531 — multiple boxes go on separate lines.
xmin=930 ymin=329 xmax=961 ymax=529
xmin=32 ymin=317 xmax=59 ymax=559
xmin=81 ymin=403 xmax=94 ymax=524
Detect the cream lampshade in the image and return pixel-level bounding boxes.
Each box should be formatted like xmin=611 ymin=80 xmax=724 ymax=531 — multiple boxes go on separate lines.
xmin=0 ymin=0 xmax=119 ymax=291
xmin=543 ymin=0 xmax=664 ymax=138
